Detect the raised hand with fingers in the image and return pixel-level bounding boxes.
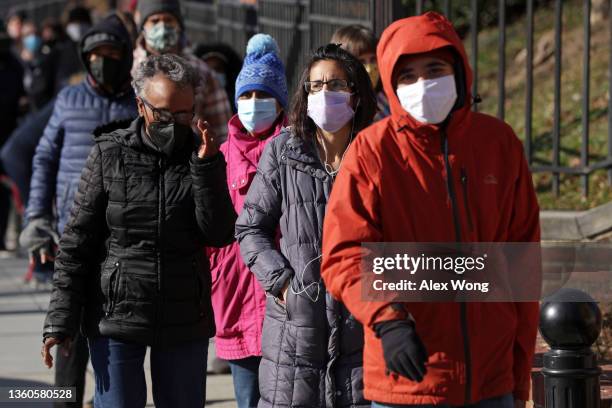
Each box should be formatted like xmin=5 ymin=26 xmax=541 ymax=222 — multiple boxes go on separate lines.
xmin=196 ymin=119 xmax=219 ymax=159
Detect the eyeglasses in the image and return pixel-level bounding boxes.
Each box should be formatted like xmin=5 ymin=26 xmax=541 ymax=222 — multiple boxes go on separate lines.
xmin=140 ymin=97 xmax=195 ymax=125
xmin=304 ymin=79 xmax=353 ymax=94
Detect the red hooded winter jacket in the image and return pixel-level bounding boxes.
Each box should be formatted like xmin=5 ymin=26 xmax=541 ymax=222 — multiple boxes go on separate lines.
xmin=321 ymin=12 xmax=540 ymax=406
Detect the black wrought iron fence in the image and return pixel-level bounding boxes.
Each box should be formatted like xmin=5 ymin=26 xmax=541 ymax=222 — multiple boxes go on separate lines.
xmin=182 ymin=0 xmax=217 ymax=45
xmin=309 ymin=0 xmax=372 ymax=48
xmin=258 ymin=0 xmax=309 ymax=92
xmin=217 ymin=0 xmax=257 ymax=57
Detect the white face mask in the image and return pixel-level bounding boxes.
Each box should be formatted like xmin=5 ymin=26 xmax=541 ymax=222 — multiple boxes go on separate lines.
xmin=396 ymin=74 xmax=458 ymax=125
xmin=66 ymin=23 xmax=90 ymax=43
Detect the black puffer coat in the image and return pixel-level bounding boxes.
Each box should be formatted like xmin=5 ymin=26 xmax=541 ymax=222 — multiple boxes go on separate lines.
xmin=236 ymin=128 xmax=367 ymax=408
xmin=43 ymin=117 xmax=236 ymax=346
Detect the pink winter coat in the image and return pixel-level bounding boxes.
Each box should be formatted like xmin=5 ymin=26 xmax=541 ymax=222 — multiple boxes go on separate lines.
xmin=209 ymin=113 xmax=286 ymax=360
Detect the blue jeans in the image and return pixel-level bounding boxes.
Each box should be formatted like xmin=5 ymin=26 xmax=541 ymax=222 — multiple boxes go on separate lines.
xmin=371 ymin=393 xmax=513 ymax=408
xmin=228 ymin=356 xmax=261 ymax=408
xmin=88 ymin=336 xmax=208 ymax=408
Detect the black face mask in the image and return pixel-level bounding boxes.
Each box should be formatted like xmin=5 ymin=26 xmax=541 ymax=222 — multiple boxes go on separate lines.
xmin=89 ymin=57 xmax=123 ymax=92
xmin=147 ymin=121 xmax=192 ymax=156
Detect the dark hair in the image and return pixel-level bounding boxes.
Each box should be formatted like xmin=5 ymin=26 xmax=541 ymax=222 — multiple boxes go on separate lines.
xmin=41 ymin=18 xmax=66 ymax=40
xmin=330 ymin=25 xmax=377 ymax=59
xmin=6 ymin=9 xmax=28 ymax=22
xmin=290 ymin=43 xmax=377 ymax=140
xmin=64 ymin=6 xmax=92 ymax=25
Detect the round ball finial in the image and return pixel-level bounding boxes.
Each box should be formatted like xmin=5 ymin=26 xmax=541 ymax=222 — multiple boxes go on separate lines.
xmin=246 ymin=34 xmax=280 ymax=57
xmin=539 ymin=288 xmax=602 ymax=349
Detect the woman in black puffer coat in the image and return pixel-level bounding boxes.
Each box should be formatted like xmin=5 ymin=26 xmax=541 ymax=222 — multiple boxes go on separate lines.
xmin=40 ymin=54 xmax=236 ymax=408
xmin=236 ymin=44 xmax=377 ymax=408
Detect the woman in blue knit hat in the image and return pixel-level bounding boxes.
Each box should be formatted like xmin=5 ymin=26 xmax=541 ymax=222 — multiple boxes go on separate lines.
xmin=208 ymin=33 xmax=288 ymax=408
xmin=235 ymin=43 xmax=377 ymax=408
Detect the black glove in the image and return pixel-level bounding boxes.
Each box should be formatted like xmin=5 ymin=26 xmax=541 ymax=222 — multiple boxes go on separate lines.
xmin=19 ymin=217 xmax=59 ymax=262
xmin=374 ymin=319 xmax=428 ymax=382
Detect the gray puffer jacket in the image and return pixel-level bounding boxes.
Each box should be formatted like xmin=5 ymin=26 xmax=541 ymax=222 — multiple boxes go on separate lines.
xmin=236 ymin=128 xmax=368 ymax=408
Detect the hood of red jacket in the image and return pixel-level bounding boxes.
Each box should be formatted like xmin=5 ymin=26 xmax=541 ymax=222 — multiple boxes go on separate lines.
xmin=377 ymin=12 xmax=473 ymax=132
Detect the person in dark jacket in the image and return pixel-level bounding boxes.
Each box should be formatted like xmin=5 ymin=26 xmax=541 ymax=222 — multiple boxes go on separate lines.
xmin=133 ymin=0 xmax=232 ymax=142
xmin=21 ymin=13 xmax=137 ymax=253
xmin=20 ymin=21 xmax=58 ymax=112
xmin=235 ymin=44 xmax=377 ymax=408
xmin=40 ymin=53 xmax=236 ymax=408
xmin=194 ymin=42 xmax=243 ymax=114
xmin=54 ymin=5 xmax=92 ymax=90
xmin=0 ymin=24 xmax=24 ymax=251
xmin=19 ymin=14 xmax=137 ymax=408
xmin=6 ymin=9 xmax=26 ymax=43
xmin=1 ymin=98 xmax=54 ymax=208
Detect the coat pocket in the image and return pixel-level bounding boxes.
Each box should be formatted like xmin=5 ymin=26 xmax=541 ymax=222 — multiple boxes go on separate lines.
xmin=272 ymin=281 xmax=292 ymax=321
xmin=267 ymin=293 xmax=289 ymax=322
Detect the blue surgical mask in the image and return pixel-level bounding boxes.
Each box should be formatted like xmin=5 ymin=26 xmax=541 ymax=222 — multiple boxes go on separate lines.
xmin=144 ymin=23 xmax=179 ymax=53
xmin=237 ymin=98 xmax=279 ymax=134
xmin=23 ymin=34 xmax=42 ymax=53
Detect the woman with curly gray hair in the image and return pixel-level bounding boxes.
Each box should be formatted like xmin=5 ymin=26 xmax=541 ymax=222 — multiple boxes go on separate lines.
xmin=40 ymin=53 xmax=236 ymax=408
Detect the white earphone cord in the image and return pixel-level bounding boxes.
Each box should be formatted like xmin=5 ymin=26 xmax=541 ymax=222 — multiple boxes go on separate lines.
xmin=290 ymin=103 xmax=359 ymax=303
xmin=317 ymin=105 xmax=357 ymax=177
xmin=289 ymin=254 xmax=323 ymax=303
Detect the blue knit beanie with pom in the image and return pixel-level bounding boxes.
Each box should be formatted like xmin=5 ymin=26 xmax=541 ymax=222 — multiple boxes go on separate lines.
xmin=235 ymin=34 xmax=288 ymax=109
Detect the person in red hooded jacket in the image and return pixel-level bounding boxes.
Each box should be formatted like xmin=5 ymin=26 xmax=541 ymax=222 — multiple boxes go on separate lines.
xmin=321 ymin=12 xmax=539 ymax=408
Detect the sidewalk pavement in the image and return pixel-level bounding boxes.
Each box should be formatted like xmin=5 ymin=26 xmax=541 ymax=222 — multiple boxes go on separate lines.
xmin=0 ymin=255 xmax=236 ymax=407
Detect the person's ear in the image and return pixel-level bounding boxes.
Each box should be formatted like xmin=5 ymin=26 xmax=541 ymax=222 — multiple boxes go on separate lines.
xmin=136 ymin=97 xmax=145 ymax=118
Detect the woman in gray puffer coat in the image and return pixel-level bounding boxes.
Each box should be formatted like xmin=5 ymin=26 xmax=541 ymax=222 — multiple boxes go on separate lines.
xmin=235 ymin=44 xmax=377 ymax=408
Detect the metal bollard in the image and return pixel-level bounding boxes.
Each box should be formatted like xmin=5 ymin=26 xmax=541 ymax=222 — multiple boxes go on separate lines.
xmin=539 ymin=288 xmax=602 ymax=408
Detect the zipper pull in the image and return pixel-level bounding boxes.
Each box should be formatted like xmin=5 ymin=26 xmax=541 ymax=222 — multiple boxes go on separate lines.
xmin=460 ymin=167 xmax=474 ymax=233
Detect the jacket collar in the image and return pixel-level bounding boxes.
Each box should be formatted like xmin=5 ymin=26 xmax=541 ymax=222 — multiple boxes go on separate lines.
xmin=227 ymin=114 xmax=286 ymax=161
xmin=226 ymin=114 xmax=285 ymax=190
xmin=84 ymin=75 xmax=134 ymax=100
xmin=282 ymin=131 xmax=333 ymax=182
xmin=94 ymin=116 xmax=194 ymax=161
xmin=392 ymin=106 xmax=472 ymax=155
xmin=284 ymin=132 xmax=321 ymax=165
